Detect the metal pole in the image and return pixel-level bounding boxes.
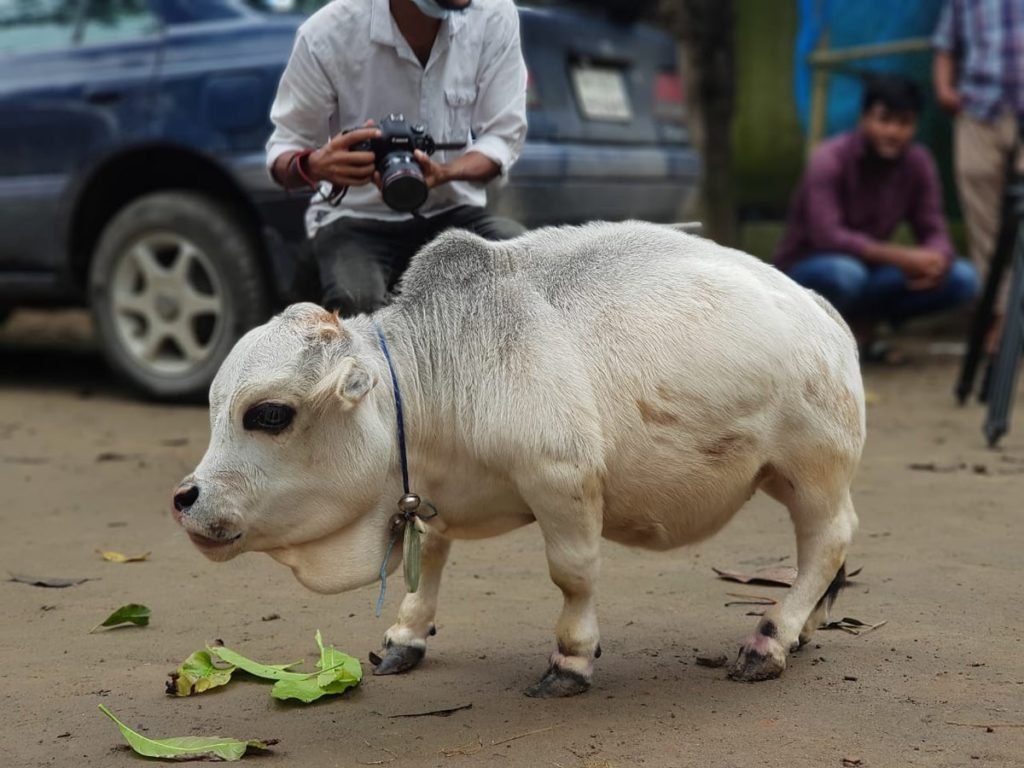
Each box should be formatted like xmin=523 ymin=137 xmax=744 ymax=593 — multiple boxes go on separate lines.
xmin=983 ymin=225 xmax=1024 ymax=447
xmin=955 ymin=181 xmax=1018 ymax=404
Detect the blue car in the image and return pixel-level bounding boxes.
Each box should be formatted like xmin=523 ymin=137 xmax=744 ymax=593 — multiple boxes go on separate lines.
xmin=0 ymin=0 xmax=699 ymax=399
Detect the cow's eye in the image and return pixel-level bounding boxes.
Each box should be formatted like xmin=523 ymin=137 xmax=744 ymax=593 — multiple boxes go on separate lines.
xmin=243 ymin=403 xmax=295 ymax=434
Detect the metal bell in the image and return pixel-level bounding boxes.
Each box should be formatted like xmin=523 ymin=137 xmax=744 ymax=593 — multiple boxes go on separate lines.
xmin=398 ymin=493 xmax=421 ymax=513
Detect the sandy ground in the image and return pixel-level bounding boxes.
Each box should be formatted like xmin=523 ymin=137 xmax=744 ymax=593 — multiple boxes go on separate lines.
xmin=1 ymin=309 xmax=1023 ymax=768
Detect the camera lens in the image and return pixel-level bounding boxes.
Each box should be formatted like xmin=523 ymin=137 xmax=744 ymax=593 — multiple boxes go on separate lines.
xmin=379 ymin=151 xmax=428 ymax=212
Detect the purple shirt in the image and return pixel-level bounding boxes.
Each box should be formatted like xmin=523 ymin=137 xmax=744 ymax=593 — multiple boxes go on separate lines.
xmin=774 ymin=131 xmax=955 ymax=271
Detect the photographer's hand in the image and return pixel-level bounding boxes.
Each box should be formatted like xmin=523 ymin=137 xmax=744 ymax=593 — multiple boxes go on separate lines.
xmin=414 ymin=150 xmax=500 ymax=189
xmin=413 ymin=150 xmax=450 ymax=189
xmin=307 ymin=122 xmax=381 ymax=188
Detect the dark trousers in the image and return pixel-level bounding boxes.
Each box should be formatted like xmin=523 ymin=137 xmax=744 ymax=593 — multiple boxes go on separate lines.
xmin=786 ymin=252 xmax=980 ymax=325
xmin=311 ymin=205 xmax=525 ymax=315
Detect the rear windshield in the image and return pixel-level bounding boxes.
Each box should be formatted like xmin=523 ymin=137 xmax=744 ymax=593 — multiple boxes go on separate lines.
xmin=241 ymin=1 xmax=575 ymax=14
xmin=242 ymin=0 xmax=328 ymax=13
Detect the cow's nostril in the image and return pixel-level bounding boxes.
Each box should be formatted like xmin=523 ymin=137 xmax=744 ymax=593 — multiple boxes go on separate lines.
xmin=174 ymin=484 xmax=200 ymax=512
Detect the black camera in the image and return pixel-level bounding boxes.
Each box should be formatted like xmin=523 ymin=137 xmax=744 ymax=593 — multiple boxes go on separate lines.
xmin=347 ymin=114 xmax=465 ymax=212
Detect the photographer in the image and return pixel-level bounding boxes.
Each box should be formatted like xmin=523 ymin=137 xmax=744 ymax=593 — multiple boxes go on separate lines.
xmin=267 ymin=0 xmax=528 ymax=314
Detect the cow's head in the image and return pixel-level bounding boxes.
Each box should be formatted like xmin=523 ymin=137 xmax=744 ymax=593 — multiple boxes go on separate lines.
xmin=173 ymin=303 xmax=398 ymax=593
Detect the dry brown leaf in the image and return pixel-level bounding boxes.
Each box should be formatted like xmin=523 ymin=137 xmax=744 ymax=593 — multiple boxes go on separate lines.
xmin=822 ymin=617 xmax=887 ymax=635
xmin=713 ymin=565 xmax=798 ymax=587
xmin=9 ymin=573 xmax=92 ymax=588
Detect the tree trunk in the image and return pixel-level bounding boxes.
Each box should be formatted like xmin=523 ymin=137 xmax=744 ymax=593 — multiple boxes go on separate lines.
xmin=660 ymin=0 xmax=737 ymax=246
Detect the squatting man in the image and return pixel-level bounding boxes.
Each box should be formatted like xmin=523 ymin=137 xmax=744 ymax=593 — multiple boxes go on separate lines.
xmin=267 ymin=0 xmax=528 ymax=314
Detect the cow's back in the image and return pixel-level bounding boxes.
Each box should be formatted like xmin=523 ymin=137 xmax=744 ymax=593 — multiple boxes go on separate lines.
xmin=392 ymin=221 xmax=864 ymax=549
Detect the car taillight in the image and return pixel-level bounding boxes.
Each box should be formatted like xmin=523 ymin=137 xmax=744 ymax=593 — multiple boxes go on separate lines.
xmin=653 ymin=72 xmax=685 ymax=123
xmin=526 ymin=70 xmax=541 ymax=109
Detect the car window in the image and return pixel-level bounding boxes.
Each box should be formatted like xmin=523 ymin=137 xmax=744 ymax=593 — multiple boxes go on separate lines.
xmin=78 ymin=0 xmax=158 ymax=45
xmin=0 ymin=0 xmax=80 ymax=56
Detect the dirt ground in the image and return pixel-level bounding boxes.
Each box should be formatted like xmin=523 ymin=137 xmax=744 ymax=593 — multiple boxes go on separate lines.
xmin=2 ymin=309 xmax=1023 ymax=768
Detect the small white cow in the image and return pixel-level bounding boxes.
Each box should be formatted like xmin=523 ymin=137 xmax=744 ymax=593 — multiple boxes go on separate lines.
xmin=174 ymin=220 xmax=864 ymax=697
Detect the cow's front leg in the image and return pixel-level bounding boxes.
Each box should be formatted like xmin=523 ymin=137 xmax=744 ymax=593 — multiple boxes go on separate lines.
xmin=521 ymin=466 xmax=603 ymax=698
xmin=372 ymin=528 xmax=451 ymax=675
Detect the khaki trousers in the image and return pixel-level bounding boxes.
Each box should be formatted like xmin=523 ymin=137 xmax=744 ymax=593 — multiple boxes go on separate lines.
xmin=954 ymin=111 xmax=1023 ymax=312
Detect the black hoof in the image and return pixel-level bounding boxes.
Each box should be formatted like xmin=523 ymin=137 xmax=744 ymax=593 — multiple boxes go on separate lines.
xmin=369 ymin=644 xmax=425 ymax=675
xmin=728 ymin=648 xmax=785 ymax=682
xmin=524 ymin=665 xmax=591 ymax=698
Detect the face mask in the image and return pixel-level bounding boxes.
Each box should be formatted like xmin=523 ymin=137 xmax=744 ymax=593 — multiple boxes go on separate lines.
xmin=410 ymin=0 xmax=469 ymax=20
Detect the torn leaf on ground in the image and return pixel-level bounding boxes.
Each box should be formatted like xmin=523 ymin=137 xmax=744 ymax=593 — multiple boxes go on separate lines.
xmin=270 ymin=630 xmax=362 ymax=703
xmin=207 ymin=643 xmax=305 ymax=681
xmin=97 ymin=550 xmax=150 ymax=563
xmin=98 ymin=704 xmax=276 ymax=761
xmin=91 ymin=603 xmax=150 ymax=632
xmin=167 ymin=650 xmax=236 ymax=697
xmin=821 ymin=617 xmax=887 ymax=635
xmin=9 ymin=573 xmax=92 ymax=588
xmin=712 ymin=564 xmax=798 ymax=587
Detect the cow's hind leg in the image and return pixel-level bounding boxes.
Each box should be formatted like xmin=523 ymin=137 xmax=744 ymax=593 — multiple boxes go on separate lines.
xmin=731 ymin=483 xmax=857 ymax=682
xmin=372 ymin=529 xmax=451 ymax=675
xmin=519 ymin=464 xmax=603 ymax=698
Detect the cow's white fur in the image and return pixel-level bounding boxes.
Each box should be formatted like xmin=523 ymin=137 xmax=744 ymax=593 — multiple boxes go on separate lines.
xmin=178 ymin=220 xmax=864 ymax=693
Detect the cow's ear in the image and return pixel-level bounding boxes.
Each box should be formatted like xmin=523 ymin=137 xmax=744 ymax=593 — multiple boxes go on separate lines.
xmin=311 ymin=356 xmax=374 ymax=410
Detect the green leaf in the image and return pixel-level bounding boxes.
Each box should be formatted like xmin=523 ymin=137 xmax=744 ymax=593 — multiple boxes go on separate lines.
xmin=91 ymin=604 xmax=150 ymax=632
xmin=403 ymin=522 xmax=422 ymax=593
xmin=207 ymin=645 xmax=305 ymax=681
xmin=315 ymin=629 xmax=362 ymax=688
xmin=271 ymin=631 xmax=361 ymax=703
xmin=98 ymin=704 xmax=275 ymax=762
xmin=168 ymin=650 xmax=235 ymax=697
xmin=270 ymin=676 xmax=330 ymax=703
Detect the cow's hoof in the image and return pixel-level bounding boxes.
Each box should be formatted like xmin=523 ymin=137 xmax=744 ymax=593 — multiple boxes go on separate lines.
xmin=524 ymin=665 xmax=591 ymax=698
xmin=728 ymin=635 xmax=787 ymax=682
xmin=369 ymin=644 xmax=425 ymax=675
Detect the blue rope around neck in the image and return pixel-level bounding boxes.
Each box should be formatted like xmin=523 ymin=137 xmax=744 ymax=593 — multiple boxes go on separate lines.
xmin=375 ymin=322 xmax=411 ymax=495
xmin=374 ymin=321 xmax=409 ymax=617
xmin=371 ymin=322 xmax=437 ymax=618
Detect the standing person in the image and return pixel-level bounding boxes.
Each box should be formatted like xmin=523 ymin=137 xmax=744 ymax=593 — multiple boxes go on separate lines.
xmin=932 ymin=0 xmax=1024 ymax=353
xmin=775 ymin=75 xmax=979 ymax=364
xmin=267 ymin=0 xmax=528 ymax=315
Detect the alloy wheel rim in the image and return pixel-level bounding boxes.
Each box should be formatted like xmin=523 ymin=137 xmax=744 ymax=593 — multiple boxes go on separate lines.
xmin=109 ymin=232 xmax=225 ymax=377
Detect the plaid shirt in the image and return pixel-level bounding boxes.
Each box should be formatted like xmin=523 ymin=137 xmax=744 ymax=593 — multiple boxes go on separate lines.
xmin=774 ymin=131 xmax=954 ymax=271
xmin=932 ymin=0 xmax=1024 ymax=121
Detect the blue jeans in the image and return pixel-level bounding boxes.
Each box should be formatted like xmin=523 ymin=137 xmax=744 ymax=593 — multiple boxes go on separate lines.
xmin=786 ymin=253 xmax=979 ymax=325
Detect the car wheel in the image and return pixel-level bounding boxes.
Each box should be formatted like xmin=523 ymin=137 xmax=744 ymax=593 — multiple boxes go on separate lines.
xmin=89 ymin=192 xmax=270 ymax=401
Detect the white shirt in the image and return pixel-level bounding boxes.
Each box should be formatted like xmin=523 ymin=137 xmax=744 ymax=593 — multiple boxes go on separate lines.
xmin=266 ymin=0 xmax=528 ymax=235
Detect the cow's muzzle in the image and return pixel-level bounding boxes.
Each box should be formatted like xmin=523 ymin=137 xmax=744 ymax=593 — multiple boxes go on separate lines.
xmin=171 ymin=481 xmax=244 ymax=557
xmin=173 ymin=483 xmax=200 ymax=515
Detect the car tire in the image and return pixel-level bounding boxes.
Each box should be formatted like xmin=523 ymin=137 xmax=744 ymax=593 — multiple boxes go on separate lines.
xmin=89 ymin=191 xmax=270 ymax=401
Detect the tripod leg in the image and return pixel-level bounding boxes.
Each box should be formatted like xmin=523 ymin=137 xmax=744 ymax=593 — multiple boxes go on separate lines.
xmin=956 ymin=169 xmax=1019 ymax=404
xmin=983 ymin=229 xmax=1024 ymax=447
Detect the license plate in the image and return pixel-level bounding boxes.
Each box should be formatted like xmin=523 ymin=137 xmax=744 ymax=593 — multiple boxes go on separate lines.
xmin=571 ymin=65 xmax=633 ymax=122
